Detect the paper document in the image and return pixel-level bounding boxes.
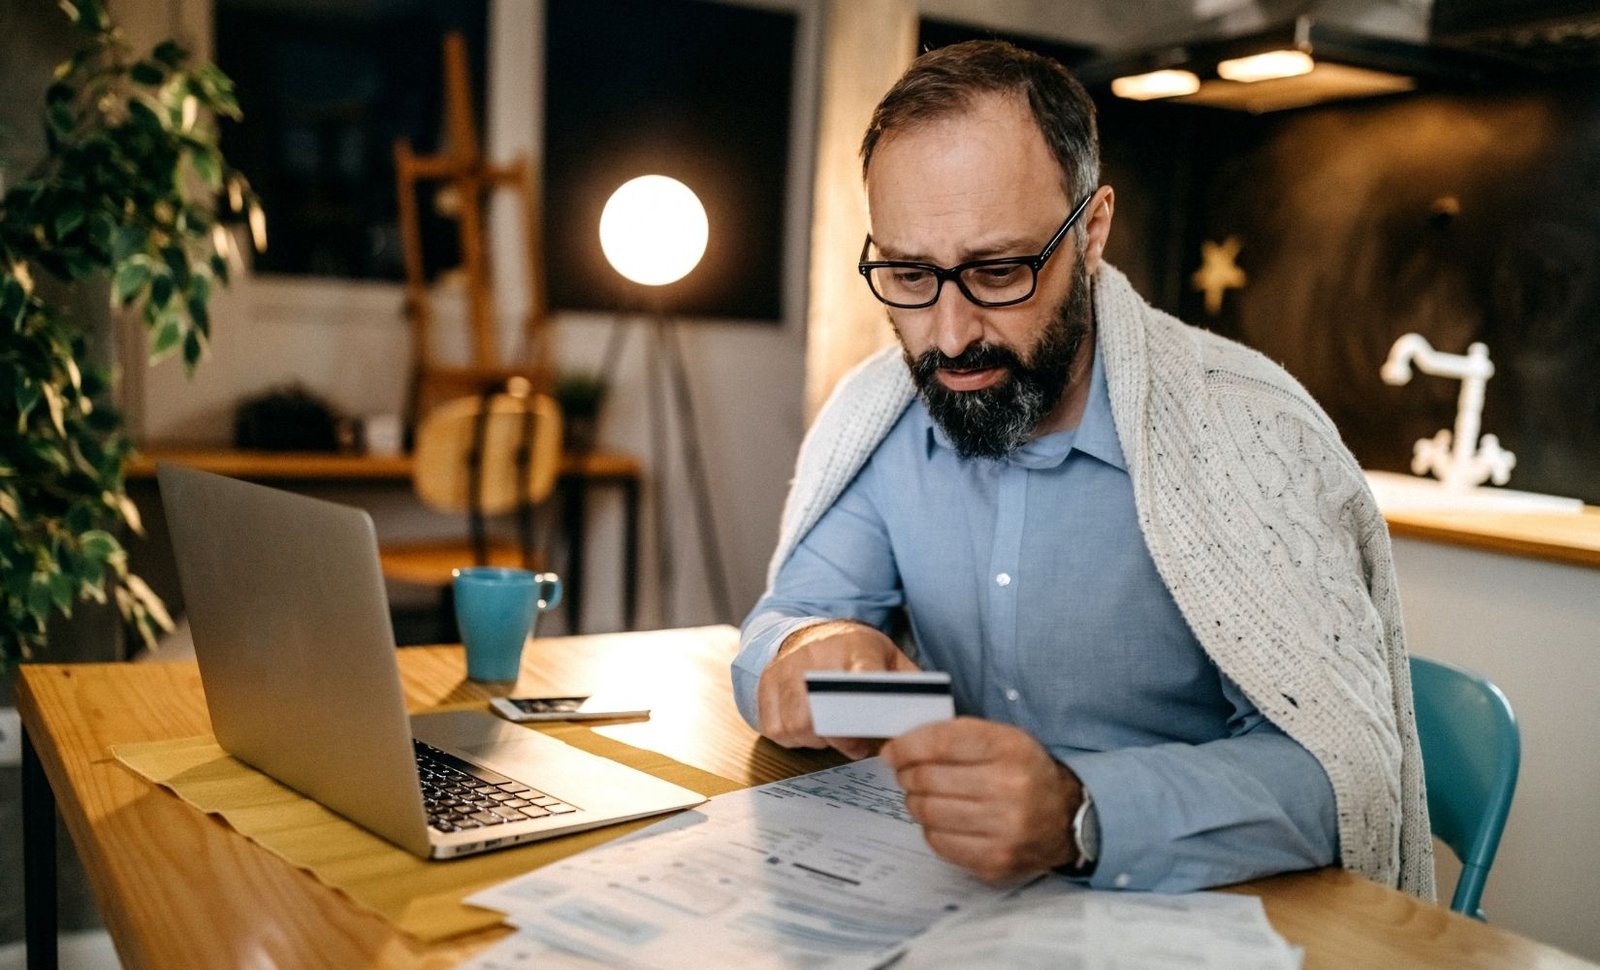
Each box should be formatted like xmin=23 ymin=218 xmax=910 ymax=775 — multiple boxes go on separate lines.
xmin=466 ymin=758 xmax=1018 ymax=969
xmin=880 ymin=877 xmax=1301 ymax=970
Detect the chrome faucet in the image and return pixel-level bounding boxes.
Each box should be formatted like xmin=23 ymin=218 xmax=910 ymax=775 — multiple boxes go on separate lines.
xmin=1381 ymin=334 xmax=1515 ymax=491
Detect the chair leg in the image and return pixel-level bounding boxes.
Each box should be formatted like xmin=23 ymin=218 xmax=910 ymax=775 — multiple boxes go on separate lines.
xmin=437 ymin=584 xmax=460 ymax=645
xmin=1453 ymin=863 xmax=1490 ymax=920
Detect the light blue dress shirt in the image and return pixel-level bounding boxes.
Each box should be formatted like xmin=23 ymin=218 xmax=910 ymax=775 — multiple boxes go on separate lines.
xmin=735 ymin=346 xmax=1338 ymax=892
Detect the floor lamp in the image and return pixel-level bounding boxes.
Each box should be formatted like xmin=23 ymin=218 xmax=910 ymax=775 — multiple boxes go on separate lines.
xmin=596 ymin=175 xmax=733 ymax=626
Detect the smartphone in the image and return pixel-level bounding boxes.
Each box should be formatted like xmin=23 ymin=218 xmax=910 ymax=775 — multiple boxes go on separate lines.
xmin=489 ymin=695 xmax=651 ymax=723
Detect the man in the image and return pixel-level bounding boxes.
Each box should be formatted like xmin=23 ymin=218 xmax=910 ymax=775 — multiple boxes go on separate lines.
xmin=734 ymin=40 xmax=1431 ymax=897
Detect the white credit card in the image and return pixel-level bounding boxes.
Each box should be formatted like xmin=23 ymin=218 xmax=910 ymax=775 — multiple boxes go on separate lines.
xmin=805 ymin=670 xmax=955 ymax=739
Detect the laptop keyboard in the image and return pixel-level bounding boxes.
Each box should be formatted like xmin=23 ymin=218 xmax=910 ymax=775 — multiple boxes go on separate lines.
xmin=413 ymin=739 xmax=579 ymax=833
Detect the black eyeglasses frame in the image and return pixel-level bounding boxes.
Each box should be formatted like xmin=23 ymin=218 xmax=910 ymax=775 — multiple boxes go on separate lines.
xmin=857 ymin=189 xmax=1098 ymax=310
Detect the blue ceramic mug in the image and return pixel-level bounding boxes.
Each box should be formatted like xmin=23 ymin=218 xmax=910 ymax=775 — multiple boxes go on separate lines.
xmin=452 ymin=567 xmax=563 ymax=682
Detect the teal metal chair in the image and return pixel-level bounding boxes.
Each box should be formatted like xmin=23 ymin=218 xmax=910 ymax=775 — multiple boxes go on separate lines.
xmin=1410 ymin=655 xmax=1521 ymax=921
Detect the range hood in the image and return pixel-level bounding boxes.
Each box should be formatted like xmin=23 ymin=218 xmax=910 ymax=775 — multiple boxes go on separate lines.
xmin=1077 ymin=8 xmax=1510 ymax=113
xmin=1432 ymin=0 xmax=1600 ymax=71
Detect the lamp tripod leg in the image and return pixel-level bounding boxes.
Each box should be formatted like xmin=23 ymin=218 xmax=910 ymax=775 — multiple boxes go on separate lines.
xmin=659 ymin=318 xmax=734 ymax=623
xmin=647 ymin=321 xmax=675 ymax=625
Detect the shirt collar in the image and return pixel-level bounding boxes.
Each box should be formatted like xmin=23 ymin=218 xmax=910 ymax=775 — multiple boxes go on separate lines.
xmin=919 ymin=340 xmax=1126 ymax=472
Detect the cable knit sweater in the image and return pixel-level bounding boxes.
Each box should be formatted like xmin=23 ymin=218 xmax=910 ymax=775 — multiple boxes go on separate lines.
xmin=767 ymin=265 xmax=1434 ymax=898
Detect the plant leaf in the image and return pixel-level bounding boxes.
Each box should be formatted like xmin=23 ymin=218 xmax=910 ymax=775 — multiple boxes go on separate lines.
xmin=14 ymin=381 xmax=40 ymax=425
xmin=87 ymin=210 xmax=115 ymax=253
xmin=115 ymin=492 xmax=144 ymax=535
xmin=129 ymin=60 xmax=165 ymax=86
xmin=150 ymin=315 xmax=182 ymax=360
xmin=188 ymin=271 xmax=212 ymax=308
xmin=189 ymin=146 xmax=220 ymax=189
xmin=42 ymin=383 xmax=67 ymax=436
xmin=161 ymin=246 xmax=190 ymax=286
xmin=182 ymin=329 xmax=203 ymax=368
xmin=113 ymin=260 xmax=151 ymax=304
xmin=112 ymin=223 xmax=148 ymax=262
xmin=149 ymin=271 xmax=173 ymax=309
xmin=47 ymin=102 xmax=75 ymax=138
xmin=79 ymin=529 xmax=119 ymax=564
xmin=125 ymin=574 xmax=174 ymax=632
xmin=54 ymin=200 xmax=87 ymax=240
xmin=127 ymin=98 xmax=162 ymax=132
xmin=48 ymin=570 xmax=74 ymax=614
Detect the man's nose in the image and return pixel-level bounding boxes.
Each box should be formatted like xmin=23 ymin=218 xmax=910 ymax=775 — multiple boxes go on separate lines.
xmin=929 ymin=281 xmax=984 ymax=359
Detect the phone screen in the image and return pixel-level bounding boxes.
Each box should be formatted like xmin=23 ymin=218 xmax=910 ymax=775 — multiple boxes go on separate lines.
xmin=509 ymin=696 xmax=589 ymax=714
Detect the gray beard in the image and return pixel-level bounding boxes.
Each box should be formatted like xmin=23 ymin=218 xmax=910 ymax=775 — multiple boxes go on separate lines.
xmin=900 ymin=261 xmax=1092 ymax=461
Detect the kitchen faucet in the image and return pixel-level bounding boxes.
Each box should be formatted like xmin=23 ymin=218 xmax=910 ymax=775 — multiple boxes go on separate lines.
xmin=1380 ymin=334 xmax=1515 ymax=491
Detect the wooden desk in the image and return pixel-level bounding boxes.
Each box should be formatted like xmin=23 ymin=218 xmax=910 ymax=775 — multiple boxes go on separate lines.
xmin=18 ymin=627 xmax=1594 ymax=969
xmin=126 ymin=446 xmax=643 ymax=631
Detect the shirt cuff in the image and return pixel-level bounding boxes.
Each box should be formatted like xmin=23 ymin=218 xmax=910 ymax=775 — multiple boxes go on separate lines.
xmin=1055 ymin=738 xmax=1335 ymax=893
xmin=1055 ymin=749 xmax=1163 ymax=890
xmin=731 ymin=614 xmax=835 ymax=731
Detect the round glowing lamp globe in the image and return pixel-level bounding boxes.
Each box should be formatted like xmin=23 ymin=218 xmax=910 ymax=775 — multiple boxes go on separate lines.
xmin=599 ymin=175 xmax=709 ymax=286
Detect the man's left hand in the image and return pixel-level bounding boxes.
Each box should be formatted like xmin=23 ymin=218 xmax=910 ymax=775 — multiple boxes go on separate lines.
xmin=881 ymin=717 xmax=1082 ymax=882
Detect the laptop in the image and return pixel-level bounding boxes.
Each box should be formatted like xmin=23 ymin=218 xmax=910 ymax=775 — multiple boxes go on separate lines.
xmin=158 ymin=463 xmax=705 ymax=860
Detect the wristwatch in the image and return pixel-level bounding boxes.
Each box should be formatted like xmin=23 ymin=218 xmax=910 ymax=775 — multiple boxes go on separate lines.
xmin=1069 ymin=788 xmax=1099 ymax=874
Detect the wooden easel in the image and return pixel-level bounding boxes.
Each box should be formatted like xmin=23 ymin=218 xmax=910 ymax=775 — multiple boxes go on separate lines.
xmin=394 ymin=32 xmax=550 ymax=430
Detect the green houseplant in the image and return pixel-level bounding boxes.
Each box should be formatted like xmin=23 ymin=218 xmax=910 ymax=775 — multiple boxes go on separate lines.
xmin=553 ymin=371 xmax=609 ymax=454
xmin=0 ymin=0 xmax=261 ymax=669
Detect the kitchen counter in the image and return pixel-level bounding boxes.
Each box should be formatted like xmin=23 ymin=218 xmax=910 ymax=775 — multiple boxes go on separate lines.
xmin=1382 ymin=505 xmax=1600 ymax=568
xmin=1367 ymin=472 xmax=1600 ymax=569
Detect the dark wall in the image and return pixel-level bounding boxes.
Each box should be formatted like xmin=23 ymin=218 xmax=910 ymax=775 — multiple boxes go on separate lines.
xmin=1099 ymin=82 xmax=1600 ymax=504
xmin=215 ymin=0 xmax=489 ymax=280
xmin=545 ymin=0 xmax=794 ymax=320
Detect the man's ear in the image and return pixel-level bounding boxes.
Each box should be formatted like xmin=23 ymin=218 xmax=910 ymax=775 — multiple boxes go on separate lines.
xmin=1082 ymin=185 xmax=1115 ymax=275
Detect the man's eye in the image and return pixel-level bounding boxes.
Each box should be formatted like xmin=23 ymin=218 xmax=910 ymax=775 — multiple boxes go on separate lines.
xmin=972 ymin=265 xmax=1024 ymax=284
xmin=892 ymin=268 xmax=931 ymax=285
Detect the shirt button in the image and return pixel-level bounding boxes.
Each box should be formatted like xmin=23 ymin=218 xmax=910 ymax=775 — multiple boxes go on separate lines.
xmin=1114 ymin=873 xmax=1132 ymax=889
xmin=995 ymin=573 xmax=1011 ymax=587
xmin=1005 ymin=688 xmax=1020 ymax=702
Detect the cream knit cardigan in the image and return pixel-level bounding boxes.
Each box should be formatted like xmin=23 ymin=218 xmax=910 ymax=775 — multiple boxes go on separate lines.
xmin=767 ymin=265 xmax=1434 ymax=897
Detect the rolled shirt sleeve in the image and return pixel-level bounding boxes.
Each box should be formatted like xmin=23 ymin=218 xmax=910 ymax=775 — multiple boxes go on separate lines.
xmin=1057 ymin=676 xmax=1339 ymax=892
xmin=734 ymin=472 xmax=907 ymax=730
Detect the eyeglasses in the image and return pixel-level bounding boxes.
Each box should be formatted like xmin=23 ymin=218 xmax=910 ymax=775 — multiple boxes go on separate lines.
xmin=858 ymin=190 xmax=1097 ymax=309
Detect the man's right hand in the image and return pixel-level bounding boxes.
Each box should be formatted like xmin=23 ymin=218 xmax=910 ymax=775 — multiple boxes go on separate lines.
xmin=756 ymin=620 xmax=919 ymax=760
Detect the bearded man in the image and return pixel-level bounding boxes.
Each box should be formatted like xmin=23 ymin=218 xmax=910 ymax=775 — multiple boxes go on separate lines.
xmin=732 ymin=40 xmax=1432 ymax=898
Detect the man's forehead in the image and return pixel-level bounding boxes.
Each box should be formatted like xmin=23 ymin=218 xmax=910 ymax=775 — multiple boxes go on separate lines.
xmin=864 ymin=95 xmax=1066 ymax=257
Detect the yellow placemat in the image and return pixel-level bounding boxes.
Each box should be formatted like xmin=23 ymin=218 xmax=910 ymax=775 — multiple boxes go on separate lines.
xmin=113 ymin=720 xmax=744 ymax=942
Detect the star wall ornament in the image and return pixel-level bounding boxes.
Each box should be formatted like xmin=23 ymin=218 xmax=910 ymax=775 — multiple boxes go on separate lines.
xmin=1191 ymin=235 xmax=1247 ymax=315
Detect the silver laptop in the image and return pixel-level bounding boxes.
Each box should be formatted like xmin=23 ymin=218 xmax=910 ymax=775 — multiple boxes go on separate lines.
xmin=158 ymin=463 xmax=705 ymax=860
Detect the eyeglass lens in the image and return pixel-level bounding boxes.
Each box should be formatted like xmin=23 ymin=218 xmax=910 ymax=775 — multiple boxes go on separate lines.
xmin=866 ymin=262 xmax=1034 ymax=308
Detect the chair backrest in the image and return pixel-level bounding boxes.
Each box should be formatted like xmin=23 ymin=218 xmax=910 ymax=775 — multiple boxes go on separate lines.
xmin=1410 ymin=655 xmax=1520 ymax=921
xmin=412 ymin=392 xmax=562 ymax=515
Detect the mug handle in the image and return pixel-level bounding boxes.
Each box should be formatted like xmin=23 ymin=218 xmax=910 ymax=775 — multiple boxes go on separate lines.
xmin=533 ymin=572 xmax=564 ymax=612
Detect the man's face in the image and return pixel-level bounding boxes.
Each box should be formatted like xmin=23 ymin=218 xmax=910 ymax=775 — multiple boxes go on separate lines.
xmin=865 ymin=93 xmax=1095 ymax=459
xmin=904 ymin=263 xmax=1090 ymax=460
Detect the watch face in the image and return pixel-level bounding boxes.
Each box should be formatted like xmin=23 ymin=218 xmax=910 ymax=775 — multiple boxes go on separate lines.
xmin=1081 ymin=799 xmax=1100 ymax=861
xmin=1075 ymin=792 xmax=1100 ymax=864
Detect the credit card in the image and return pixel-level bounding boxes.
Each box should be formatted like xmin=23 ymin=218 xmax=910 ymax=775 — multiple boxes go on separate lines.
xmin=805 ymin=670 xmax=955 ymax=739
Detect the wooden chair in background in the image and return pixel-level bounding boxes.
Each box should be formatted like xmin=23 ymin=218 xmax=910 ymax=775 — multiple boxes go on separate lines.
xmin=379 ymin=389 xmax=563 ymax=636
